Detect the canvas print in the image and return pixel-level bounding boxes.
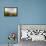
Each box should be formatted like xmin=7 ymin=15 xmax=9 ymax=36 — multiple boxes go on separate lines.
xmin=4 ymin=7 xmax=18 ymax=16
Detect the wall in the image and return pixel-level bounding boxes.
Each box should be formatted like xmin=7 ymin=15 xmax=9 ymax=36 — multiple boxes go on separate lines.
xmin=0 ymin=0 xmax=46 ymax=44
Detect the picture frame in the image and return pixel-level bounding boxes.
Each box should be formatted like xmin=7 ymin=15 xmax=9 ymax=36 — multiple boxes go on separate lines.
xmin=4 ymin=7 xmax=18 ymax=16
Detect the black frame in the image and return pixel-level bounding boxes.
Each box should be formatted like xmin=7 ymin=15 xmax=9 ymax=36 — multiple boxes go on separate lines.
xmin=4 ymin=7 xmax=18 ymax=16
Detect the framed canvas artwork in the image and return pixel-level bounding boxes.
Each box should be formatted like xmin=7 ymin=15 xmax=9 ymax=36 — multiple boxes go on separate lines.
xmin=4 ymin=7 xmax=18 ymax=16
